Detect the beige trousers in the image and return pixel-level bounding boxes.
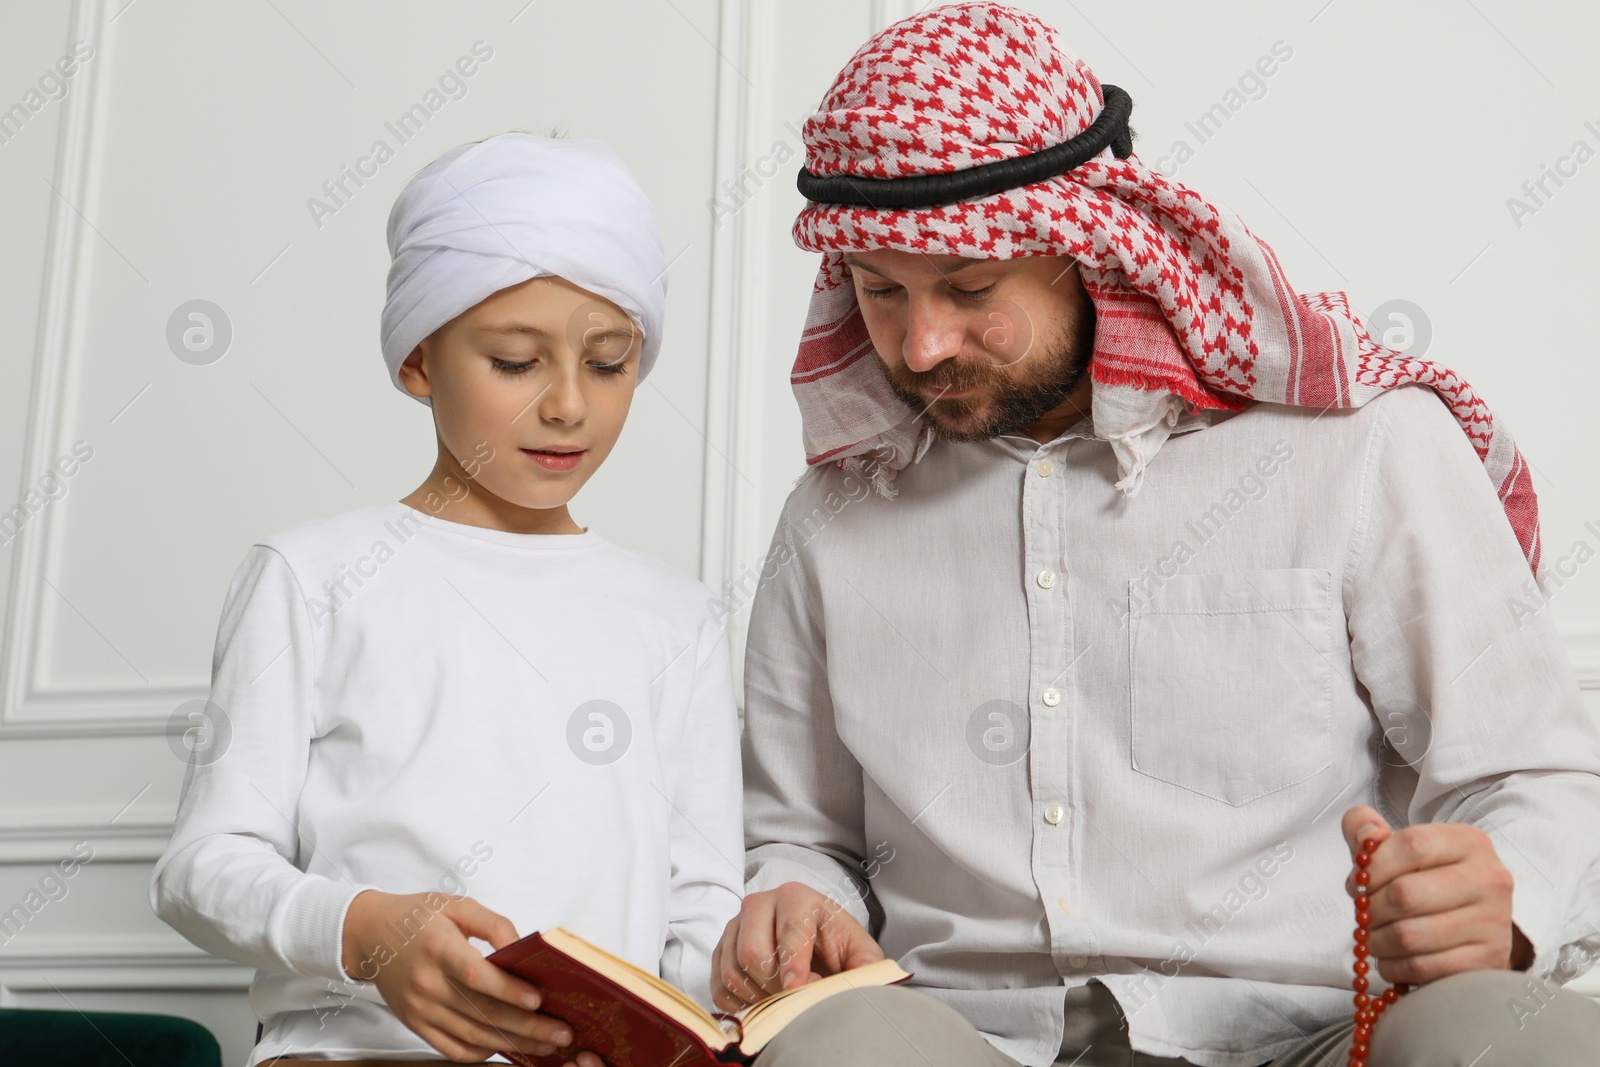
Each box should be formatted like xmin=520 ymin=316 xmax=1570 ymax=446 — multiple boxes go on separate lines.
xmin=752 ymin=971 xmax=1600 ymax=1067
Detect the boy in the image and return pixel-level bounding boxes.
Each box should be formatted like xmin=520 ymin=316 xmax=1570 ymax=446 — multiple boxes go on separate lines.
xmin=152 ymin=133 xmax=743 ymax=1064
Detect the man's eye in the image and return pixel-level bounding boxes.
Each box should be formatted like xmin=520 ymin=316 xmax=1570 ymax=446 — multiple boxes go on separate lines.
xmin=862 ymin=286 xmax=898 ymax=300
xmin=954 ymin=284 xmax=997 ymax=300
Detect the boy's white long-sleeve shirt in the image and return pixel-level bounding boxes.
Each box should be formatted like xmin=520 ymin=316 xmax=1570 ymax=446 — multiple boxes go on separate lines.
xmin=150 ymin=501 xmax=744 ymax=1064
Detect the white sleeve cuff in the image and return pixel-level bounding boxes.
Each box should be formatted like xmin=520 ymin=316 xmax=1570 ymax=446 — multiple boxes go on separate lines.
xmin=1508 ymin=872 xmax=1565 ymax=977
xmin=270 ymin=875 xmax=379 ymax=984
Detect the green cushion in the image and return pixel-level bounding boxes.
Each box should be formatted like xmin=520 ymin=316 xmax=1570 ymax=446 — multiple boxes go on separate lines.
xmin=0 ymin=1007 xmax=222 ymax=1067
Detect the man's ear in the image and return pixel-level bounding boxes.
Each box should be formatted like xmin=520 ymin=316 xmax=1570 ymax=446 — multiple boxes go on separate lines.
xmin=397 ymin=342 xmax=431 ymax=399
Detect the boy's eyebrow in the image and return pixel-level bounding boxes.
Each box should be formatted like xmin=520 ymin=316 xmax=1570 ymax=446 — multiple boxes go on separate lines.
xmin=476 ymin=323 xmax=636 ymax=341
xmin=477 ymin=324 xmax=551 ymax=338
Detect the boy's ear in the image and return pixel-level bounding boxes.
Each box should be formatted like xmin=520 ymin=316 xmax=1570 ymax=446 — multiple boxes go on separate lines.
xmin=397 ymin=343 xmax=431 ymax=399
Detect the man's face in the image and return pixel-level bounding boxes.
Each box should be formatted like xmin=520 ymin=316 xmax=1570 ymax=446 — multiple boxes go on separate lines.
xmin=844 ymin=249 xmax=1096 ymax=442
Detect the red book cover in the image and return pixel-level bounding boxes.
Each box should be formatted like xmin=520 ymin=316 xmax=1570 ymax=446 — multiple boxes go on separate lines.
xmin=486 ymin=928 xmax=911 ymax=1067
xmin=487 ymin=931 xmax=737 ymax=1067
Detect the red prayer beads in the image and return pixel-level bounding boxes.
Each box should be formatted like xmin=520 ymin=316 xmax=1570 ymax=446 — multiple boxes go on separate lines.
xmin=1349 ymin=838 xmax=1411 ymax=1067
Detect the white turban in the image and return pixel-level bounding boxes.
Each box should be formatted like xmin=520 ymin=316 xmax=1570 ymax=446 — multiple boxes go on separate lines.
xmin=380 ymin=132 xmax=668 ymax=405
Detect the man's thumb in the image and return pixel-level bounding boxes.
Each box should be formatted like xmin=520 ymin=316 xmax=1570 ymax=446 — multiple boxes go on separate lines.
xmin=1342 ymin=804 xmax=1392 ymax=858
xmin=842 ymin=930 xmax=886 ymax=971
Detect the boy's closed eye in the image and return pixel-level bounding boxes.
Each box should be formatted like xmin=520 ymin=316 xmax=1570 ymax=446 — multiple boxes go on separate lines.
xmin=489 ymin=355 xmax=631 ymax=377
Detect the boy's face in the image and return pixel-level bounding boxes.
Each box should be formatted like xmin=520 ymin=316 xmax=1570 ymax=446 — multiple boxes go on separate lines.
xmin=399 ymin=275 xmax=640 ymax=512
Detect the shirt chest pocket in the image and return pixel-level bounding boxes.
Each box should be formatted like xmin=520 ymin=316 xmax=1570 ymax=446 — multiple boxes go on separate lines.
xmin=1128 ymin=567 xmax=1333 ymax=806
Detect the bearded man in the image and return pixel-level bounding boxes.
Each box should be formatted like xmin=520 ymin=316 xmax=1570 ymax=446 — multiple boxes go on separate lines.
xmin=713 ymin=5 xmax=1600 ymax=1066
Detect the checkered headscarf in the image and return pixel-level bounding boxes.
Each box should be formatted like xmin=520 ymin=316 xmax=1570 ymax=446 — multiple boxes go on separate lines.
xmin=790 ymin=2 xmax=1540 ymax=573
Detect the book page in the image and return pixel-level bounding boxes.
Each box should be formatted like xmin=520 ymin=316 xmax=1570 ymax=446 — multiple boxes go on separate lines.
xmin=737 ymin=958 xmax=911 ymax=1054
xmin=542 ymin=928 xmax=734 ymax=1050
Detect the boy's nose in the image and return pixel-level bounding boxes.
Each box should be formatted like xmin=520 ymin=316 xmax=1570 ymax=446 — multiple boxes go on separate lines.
xmin=541 ymin=369 xmax=587 ymax=423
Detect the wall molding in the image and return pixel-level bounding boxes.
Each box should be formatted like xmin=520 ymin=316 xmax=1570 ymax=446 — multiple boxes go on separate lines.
xmin=701 ymin=0 xmax=780 ymax=705
xmin=0 ymin=0 xmax=209 ymax=739
xmin=0 ymin=944 xmax=252 ymax=998
xmin=0 ymin=819 xmax=171 ymax=864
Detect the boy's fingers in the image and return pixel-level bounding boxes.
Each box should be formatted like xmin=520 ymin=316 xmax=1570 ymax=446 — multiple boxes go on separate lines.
xmin=459 ymin=995 xmax=573 ymax=1049
xmin=426 ymin=916 xmax=543 ymax=1013
xmin=453 ymin=946 xmax=546 ymax=1013
xmin=442 ymin=953 xmax=570 ymax=1043
xmin=412 ymin=1016 xmax=496 ymax=1064
xmin=436 ymin=983 xmax=569 ymax=1057
xmin=443 ymin=1011 xmax=553 ymax=1059
xmin=447 ymin=896 xmax=521 ymax=951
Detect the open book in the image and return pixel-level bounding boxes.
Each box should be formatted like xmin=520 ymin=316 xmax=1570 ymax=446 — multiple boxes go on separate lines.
xmin=487 ymin=927 xmax=911 ymax=1066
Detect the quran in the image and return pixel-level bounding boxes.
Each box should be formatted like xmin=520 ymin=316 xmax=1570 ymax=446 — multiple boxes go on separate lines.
xmin=487 ymin=927 xmax=911 ymax=1066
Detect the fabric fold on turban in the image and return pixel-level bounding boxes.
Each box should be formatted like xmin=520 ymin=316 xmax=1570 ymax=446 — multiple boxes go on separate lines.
xmin=789 ymin=2 xmax=1541 ymax=574
xmin=381 ymin=132 xmax=668 ymax=404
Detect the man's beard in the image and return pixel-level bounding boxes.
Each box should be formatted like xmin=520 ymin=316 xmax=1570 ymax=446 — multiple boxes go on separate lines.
xmin=882 ymin=302 xmax=1096 ymax=443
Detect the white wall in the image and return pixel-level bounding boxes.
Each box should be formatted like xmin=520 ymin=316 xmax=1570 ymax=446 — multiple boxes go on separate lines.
xmin=0 ymin=2 xmax=1594 ymax=1063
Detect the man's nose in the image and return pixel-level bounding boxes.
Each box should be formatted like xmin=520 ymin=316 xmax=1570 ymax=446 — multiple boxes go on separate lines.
xmin=901 ymin=299 xmax=965 ymax=374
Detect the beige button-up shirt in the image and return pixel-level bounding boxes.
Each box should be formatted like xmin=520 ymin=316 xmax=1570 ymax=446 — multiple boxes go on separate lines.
xmin=741 ymin=384 xmax=1600 ymax=1067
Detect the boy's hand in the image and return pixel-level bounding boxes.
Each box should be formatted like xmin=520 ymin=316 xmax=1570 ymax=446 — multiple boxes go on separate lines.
xmin=1341 ymin=805 xmax=1528 ymax=986
xmin=342 ymin=889 xmax=604 ymax=1066
xmin=711 ymin=881 xmax=884 ymax=1012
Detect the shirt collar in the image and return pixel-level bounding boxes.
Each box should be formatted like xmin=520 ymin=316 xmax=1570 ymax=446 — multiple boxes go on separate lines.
xmin=994 ymin=403 xmax=1222 ymax=455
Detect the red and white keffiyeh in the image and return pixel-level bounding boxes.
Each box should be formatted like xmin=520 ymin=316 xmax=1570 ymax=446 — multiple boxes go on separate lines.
xmin=790 ymin=2 xmax=1541 ymax=573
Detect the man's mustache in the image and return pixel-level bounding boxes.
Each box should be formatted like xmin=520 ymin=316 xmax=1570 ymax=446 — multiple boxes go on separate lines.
xmin=889 ymin=358 xmax=1002 ymax=393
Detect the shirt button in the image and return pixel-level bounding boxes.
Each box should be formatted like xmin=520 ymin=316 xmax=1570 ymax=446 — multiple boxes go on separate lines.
xmin=1036 ymin=569 xmax=1057 ymax=589
xmin=1041 ymin=688 xmax=1060 ymax=707
xmin=1044 ymin=803 xmax=1064 ymax=825
xmin=1068 ymin=954 xmax=1089 ymax=967
xmin=1037 ymin=457 xmax=1054 ymax=477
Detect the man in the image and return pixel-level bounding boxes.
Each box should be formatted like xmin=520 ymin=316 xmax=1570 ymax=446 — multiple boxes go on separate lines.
xmin=714 ymin=5 xmax=1600 ymax=1066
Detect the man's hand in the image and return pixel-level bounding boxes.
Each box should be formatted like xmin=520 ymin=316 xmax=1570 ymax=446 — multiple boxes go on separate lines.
xmin=342 ymin=889 xmax=603 ymax=1066
xmin=1341 ymin=805 xmax=1529 ymax=986
xmin=711 ymin=882 xmax=884 ymax=1012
